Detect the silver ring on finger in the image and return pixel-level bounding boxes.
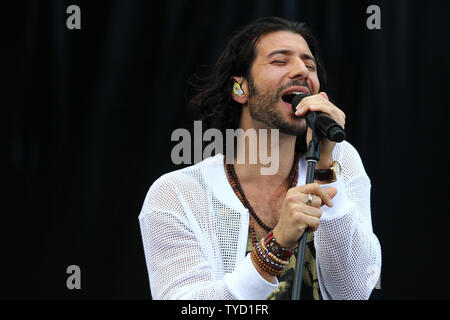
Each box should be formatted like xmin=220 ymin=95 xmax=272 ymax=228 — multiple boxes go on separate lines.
xmin=307 ymin=193 xmax=313 ymax=206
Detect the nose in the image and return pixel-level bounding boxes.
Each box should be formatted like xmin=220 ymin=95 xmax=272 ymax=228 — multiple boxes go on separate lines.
xmin=288 ymin=57 xmax=309 ymax=80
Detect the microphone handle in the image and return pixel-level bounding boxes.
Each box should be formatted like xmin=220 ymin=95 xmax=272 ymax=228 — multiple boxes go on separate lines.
xmin=311 ymin=112 xmax=346 ymax=142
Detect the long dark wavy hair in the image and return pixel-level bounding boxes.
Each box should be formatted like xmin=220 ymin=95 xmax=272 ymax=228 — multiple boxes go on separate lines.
xmin=189 ymin=17 xmax=327 ymax=153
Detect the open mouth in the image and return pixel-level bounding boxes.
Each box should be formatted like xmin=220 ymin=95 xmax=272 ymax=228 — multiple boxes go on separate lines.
xmin=281 ymin=92 xmax=306 ymax=104
xmin=280 ymin=86 xmax=311 ymax=106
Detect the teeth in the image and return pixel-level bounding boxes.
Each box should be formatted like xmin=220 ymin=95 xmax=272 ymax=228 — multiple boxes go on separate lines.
xmin=291 ymin=92 xmax=303 ymax=95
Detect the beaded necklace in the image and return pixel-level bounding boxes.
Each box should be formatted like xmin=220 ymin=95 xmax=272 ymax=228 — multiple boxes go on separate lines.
xmin=225 ymin=153 xmax=300 ymax=247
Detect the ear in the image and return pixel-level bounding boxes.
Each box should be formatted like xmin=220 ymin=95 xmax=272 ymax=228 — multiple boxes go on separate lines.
xmin=231 ymin=76 xmax=249 ymax=105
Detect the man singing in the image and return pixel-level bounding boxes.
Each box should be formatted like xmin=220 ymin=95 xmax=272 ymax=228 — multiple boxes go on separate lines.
xmin=139 ymin=17 xmax=381 ymax=300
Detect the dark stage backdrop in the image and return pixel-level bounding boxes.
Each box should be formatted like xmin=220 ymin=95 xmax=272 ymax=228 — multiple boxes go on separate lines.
xmin=5 ymin=0 xmax=450 ymax=299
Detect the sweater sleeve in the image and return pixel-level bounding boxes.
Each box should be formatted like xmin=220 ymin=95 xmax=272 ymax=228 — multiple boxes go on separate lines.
xmin=314 ymin=141 xmax=382 ymax=300
xmin=138 ymin=173 xmax=278 ymax=300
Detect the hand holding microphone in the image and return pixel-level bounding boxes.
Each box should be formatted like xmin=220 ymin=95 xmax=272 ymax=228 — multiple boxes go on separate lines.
xmin=292 ymin=92 xmax=346 ymax=142
xmin=292 ymin=92 xmax=346 ymax=168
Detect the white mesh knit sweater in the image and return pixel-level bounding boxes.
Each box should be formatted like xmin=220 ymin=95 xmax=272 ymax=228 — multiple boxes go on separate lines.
xmin=139 ymin=141 xmax=382 ymax=300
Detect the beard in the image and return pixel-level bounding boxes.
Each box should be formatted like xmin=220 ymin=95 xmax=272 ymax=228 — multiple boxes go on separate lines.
xmin=246 ymin=77 xmax=309 ymax=137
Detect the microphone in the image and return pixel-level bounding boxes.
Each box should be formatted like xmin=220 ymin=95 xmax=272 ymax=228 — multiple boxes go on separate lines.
xmin=291 ymin=93 xmax=346 ymax=142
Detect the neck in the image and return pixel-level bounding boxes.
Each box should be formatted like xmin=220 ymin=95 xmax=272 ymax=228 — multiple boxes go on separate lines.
xmin=232 ymin=129 xmax=297 ymax=189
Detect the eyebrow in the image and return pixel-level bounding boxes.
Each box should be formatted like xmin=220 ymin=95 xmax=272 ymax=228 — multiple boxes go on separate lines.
xmin=267 ymin=49 xmax=317 ymax=65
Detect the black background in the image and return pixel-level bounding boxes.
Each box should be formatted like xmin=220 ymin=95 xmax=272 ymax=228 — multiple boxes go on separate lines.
xmin=5 ymin=0 xmax=450 ymax=299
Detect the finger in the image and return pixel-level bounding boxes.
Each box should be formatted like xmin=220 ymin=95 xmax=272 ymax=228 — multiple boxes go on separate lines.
xmin=284 ymin=191 xmax=321 ymax=210
xmin=293 ymin=183 xmax=334 ymax=207
xmin=319 ymin=91 xmax=329 ymax=100
xmin=324 ymin=187 xmax=337 ymax=200
xmin=295 ymin=95 xmax=319 ymax=115
xmin=299 ymin=193 xmax=322 ymax=208
xmin=308 ymin=104 xmax=345 ymax=124
xmin=295 ymin=103 xmax=313 ymax=116
xmin=308 ymin=105 xmax=345 ymax=128
xmin=289 ymin=201 xmax=322 ymax=218
xmin=308 ymin=104 xmax=339 ymax=117
xmin=296 ymin=101 xmax=337 ymax=119
xmin=299 ymin=214 xmax=321 ymax=232
xmin=301 ymin=204 xmax=323 ymax=218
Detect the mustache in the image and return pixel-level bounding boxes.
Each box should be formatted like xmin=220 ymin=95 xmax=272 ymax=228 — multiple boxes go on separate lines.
xmin=276 ymin=80 xmax=311 ymax=97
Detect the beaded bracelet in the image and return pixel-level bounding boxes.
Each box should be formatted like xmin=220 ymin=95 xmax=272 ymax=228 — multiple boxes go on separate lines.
xmin=263 ymin=231 xmax=294 ymax=261
xmin=251 ymin=245 xmax=282 ymax=276
xmin=255 ymin=240 xmax=285 ymax=270
xmin=260 ymin=238 xmax=289 ymax=266
xmin=251 ymin=232 xmax=293 ymax=277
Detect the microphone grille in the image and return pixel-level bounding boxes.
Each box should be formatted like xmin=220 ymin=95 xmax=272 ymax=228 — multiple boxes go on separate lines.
xmin=291 ymin=93 xmax=309 ymax=108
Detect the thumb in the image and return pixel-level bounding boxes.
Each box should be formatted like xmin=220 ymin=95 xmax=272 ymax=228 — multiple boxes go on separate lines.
xmin=324 ymin=187 xmax=337 ymax=199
